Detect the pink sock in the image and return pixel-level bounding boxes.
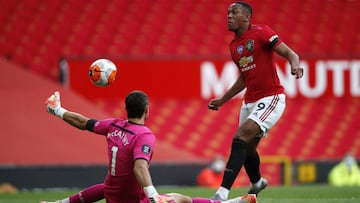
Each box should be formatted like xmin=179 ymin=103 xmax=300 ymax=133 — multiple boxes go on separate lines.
xmin=192 ymin=198 xmax=221 ymax=203
xmin=69 ymin=183 xmax=105 ymax=203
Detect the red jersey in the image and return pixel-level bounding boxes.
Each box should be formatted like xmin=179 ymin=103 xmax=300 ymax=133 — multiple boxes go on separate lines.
xmin=230 ymin=24 xmax=284 ymax=103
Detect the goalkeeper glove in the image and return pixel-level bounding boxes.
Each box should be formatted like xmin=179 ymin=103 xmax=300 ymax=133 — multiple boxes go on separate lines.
xmin=45 ymin=91 xmax=67 ymax=119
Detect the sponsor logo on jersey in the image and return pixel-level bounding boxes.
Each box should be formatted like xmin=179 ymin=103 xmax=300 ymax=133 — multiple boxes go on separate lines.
xmin=245 ymin=40 xmax=254 ymax=51
xmin=239 ymin=55 xmax=256 ymax=72
xmin=238 ymin=55 xmax=254 ymax=67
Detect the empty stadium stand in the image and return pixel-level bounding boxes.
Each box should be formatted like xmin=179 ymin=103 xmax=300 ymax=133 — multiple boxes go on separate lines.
xmin=1 ymin=0 xmax=359 ymax=165
xmin=94 ymin=96 xmax=360 ymax=161
xmin=0 ymin=58 xmax=207 ymax=164
xmin=2 ymin=0 xmax=360 ymax=79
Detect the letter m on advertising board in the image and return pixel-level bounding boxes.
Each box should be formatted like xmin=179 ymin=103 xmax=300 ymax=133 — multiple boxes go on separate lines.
xmin=200 ymin=61 xmax=243 ymax=99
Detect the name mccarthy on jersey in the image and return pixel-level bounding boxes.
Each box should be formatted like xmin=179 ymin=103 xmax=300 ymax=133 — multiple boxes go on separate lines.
xmin=107 ymin=129 xmax=129 ymax=146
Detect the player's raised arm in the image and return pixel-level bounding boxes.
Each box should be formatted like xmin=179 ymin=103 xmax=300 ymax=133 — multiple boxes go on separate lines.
xmin=45 ymin=91 xmax=90 ymax=130
xmin=273 ymin=42 xmax=303 ymax=79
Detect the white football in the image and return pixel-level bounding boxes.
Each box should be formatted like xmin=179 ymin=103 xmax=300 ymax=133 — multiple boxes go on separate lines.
xmin=89 ymin=58 xmax=117 ymax=87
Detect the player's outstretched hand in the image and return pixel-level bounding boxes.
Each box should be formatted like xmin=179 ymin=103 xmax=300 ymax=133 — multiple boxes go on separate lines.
xmin=45 ymin=91 xmax=67 ymax=118
xmin=45 ymin=91 xmax=61 ymax=113
xmin=291 ymin=66 xmax=304 ymax=79
xmin=208 ymin=98 xmax=224 ymax=111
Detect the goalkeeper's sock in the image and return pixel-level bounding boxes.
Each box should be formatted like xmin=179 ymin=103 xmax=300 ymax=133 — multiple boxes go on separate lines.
xmin=244 ymin=152 xmax=261 ymax=183
xmin=69 ymin=184 xmax=104 ymax=203
xmin=221 ymin=139 xmax=247 ymax=190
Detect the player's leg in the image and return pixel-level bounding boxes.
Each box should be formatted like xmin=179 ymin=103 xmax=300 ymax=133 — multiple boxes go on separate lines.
xmin=212 ymin=122 xmax=262 ymax=200
xmin=244 ymin=138 xmax=261 ymax=186
xmin=70 ymin=183 xmax=104 ymax=203
xmin=244 ymin=94 xmax=286 ymax=196
xmin=40 ymin=183 xmax=105 ymax=203
xmin=167 ymin=193 xmax=223 ymax=203
xmin=210 ymin=139 xmax=247 ymax=201
xmin=211 ymin=103 xmax=258 ymax=201
xmin=165 ymin=193 xmax=256 ymax=203
xmin=223 ymin=194 xmax=257 ymax=203
xmin=244 ymin=141 xmax=268 ymax=195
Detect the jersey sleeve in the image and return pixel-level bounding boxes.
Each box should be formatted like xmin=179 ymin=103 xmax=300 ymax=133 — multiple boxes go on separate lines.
xmin=260 ymin=25 xmax=282 ymax=48
xmin=133 ymin=133 xmax=155 ymax=163
xmin=89 ymin=118 xmax=117 ymax=135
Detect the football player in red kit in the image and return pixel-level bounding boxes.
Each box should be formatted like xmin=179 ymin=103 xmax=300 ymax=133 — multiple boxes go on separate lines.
xmin=208 ymin=1 xmax=303 ymax=201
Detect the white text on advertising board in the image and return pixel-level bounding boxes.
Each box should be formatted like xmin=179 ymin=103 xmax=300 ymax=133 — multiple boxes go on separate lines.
xmin=201 ymin=60 xmax=360 ymax=99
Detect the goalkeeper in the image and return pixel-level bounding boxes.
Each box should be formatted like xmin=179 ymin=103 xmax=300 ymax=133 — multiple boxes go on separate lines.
xmin=42 ymin=91 xmax=256 ymax=203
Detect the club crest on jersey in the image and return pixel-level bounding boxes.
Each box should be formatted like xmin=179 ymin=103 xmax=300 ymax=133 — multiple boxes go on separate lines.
xmin=237 ymin=45 xmax=244 ymax=54
xmin=142 ymin=145 xmax=151 ymax=154
xmin=245 ymin=40 xmax=254 ymax=52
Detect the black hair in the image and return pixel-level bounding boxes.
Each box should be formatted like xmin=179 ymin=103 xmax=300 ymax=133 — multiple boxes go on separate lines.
xmin=234 ymin=1 xmax=253 ymax=16
xmin=125 ymin=90 xmax=149 ymax=118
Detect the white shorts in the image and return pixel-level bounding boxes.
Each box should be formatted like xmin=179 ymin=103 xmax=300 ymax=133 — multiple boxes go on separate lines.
xmin=239 ymin=94 xmax=286 ymax=137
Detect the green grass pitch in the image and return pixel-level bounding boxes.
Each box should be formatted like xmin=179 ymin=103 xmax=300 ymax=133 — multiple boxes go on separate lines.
xmin=0 ymin=185 xmax=359 ymax=203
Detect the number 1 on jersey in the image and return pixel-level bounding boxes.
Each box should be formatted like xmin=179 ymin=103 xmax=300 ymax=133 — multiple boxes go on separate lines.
xmin=111 ymin=146 xmax=118 ymax=176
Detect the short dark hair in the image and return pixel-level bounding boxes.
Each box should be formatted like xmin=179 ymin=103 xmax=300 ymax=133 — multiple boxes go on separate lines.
xmin=125 ymin=90 xmax=149 ymax=118
xmin=234 ymin=1 xmax=252 ymax=16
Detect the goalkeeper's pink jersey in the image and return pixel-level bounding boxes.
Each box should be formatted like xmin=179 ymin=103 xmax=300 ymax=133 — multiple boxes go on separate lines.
xmin=92 ymin=118 xmax=155 ymax=203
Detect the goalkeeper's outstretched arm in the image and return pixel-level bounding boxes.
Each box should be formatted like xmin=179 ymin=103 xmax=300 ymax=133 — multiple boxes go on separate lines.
xmin=62 ymin=111 xmax=90 ymax=130
xmin=45 ymin=91 xmax=90 ymax=130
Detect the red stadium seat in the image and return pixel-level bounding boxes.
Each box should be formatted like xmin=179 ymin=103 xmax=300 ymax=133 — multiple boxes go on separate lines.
xmin=1 ymin=0 xmax=360 ymax=161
